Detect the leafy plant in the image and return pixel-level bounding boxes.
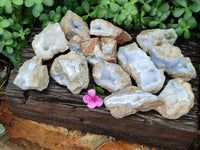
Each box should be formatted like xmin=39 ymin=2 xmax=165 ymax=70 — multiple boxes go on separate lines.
xmin=93 ymin=85 xmax=104 ymax=94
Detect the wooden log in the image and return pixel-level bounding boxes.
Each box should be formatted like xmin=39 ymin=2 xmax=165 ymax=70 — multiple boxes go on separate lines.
xmin=6 ymin=27 xmax=200 ymax=150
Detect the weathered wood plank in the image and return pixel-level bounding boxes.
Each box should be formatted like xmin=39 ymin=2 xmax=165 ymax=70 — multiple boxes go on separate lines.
xmin=6 ymin=27 xmax=200 ymax=150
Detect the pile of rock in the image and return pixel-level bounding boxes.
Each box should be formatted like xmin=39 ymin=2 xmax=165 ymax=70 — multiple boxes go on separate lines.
xmin=14 ymin=10 xmax=196 ymax=119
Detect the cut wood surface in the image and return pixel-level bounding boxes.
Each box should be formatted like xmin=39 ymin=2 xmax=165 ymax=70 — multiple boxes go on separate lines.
xmin=6 ymin=26 xmax=200 ymax=150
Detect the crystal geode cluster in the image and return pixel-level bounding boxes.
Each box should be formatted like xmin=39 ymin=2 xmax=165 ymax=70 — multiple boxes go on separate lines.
xmin=14 ymin=10 xmax=196 ymax=119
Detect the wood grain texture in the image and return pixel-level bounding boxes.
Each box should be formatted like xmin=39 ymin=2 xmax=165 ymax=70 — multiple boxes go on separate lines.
xmin=6 ymin=27 xmax=200 ymax=150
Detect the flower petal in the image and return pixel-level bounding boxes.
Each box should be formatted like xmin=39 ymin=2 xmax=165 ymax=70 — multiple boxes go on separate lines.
xmin=88 ymin=89 xmax=96 ymax=97
xmin=87 ymin=101 xmax=96 ymax=109
xmin=94 ymin=96 xmax=103 ymax=107
xmin=83 ymin=95 xmax=91 ymax=104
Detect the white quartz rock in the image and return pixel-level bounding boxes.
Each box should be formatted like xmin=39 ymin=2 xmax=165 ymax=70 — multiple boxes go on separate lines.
xmin=92 ymin=61 xmax=132 ymax=93
xmin=149 ymin=43 xmax=196 ymax=81
xmin=50 ymin=51 xmax=89 ymax=94
xmin=117 ymin=42 xmax=165 ymax=93
xmin=32 ymin=23 xmax=69 ymax=60
xmin=14 ymin=57 xmax=49 ymax=91
xmin=136 ymin=29 xmax=177 ymax=53
xmin=104 ymin=86 xmax=163 ymax=118
xmin=155 ymin=79 xmax=194 ymax=119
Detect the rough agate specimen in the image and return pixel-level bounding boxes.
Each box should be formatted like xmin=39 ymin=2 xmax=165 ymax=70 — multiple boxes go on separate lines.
xmin=104 ymin=86 xmax=163 ymax=118
xmin=90 ymin=19 xmax=132 ymax=44
xmin=69 ymin=35 xmax=83 ymax=55
xmin=50 ymin=51 xmax=89 ymax=94
xmin=60 ymin=10 xmax=90 ymax=40
xmin=155 ymin=79 xmax=194 ymax=119
xmin=92 ymin=61 xmax=132 ymax=93
xmin=136 ymin=29 xmax=177 ymax=53
xmin=32 ymin=23 xmax=69 ymax=60
xmin=81 ymin=38 xmax=117 ymax=65
xmin=14 ymin=57 xmax=49 ymax=91
xmin=150 ymin=43 xmax=196 ymax=81
xmin=117 ymin=42 xmax=165 ymax=93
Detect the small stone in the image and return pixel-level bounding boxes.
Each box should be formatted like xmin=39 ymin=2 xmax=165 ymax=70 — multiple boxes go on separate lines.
xmin=14 ymin=57 xmax=49 ymax=91
xmin=104 ymin=86 xmax=163 ymax=118
xmin=136 ymin=29 xmax=177 ymax=53
xmin=155 ymin=79 xmax=194 ymax=119
xmin=92 ymin=61 xmax=132 ymax=93
xmin=32 ymin=23 xmax=69 ymax=60
xmin=90 ymin=19 xmax=132 ymax=44
xmin=81 ymin=38 xmax=117 ymax=65
xmin=50 ymin=51 xmax=89 ymax=94
xmin=60 ymin=10 xmax=90 ymax=40
xmin=69 ymin=35 xmax=83 ymax=55
xmin=150 ymin=43 xmax=196 ymax=81
xmin=117 ymin=42 xmax=165 ymax=93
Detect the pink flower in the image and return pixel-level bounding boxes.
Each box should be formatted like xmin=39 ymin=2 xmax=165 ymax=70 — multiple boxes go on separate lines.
xmin=83 ymin=89 xmax=103 ymax=109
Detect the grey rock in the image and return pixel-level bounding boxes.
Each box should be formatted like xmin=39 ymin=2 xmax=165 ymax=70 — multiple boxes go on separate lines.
xmin=136 ymin=29 xmax=177 ymax=53
xmin=14 ymin=57 xmax=49 ymax=91
xmin=150 ymin=43 xmax=196 ymax=81
xmin=32 ymin=23 xmax=69 ymax=60
xmin=117 ymin=42 xmax=165 ymax=93
xmin=92 ymin=61 xmax=132 ymax=93
xmin=50 ymin=51 xmax=89 ymax=94
xmin=104 ymin=86 xmax=163 ymax=118
xmin=155 ymin=79 xmax=194 ymax=119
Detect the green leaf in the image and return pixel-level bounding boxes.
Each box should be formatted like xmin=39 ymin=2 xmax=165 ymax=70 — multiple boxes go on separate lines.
xmin=0 ymin=27 xmax=4 ymax=35
xmin=0 ymin=124 xmax=5 ymax=134
xmin=177 ymin=0 xmax=187 ymax=7
xmin=8 ymin=18 xmax=14 ymax=26
xmin=184 ymin=29 xmax=190 ymax=39
xmin=49 ymin=10 xmax=55 ymax=20
xmin=130 ymin=5 xmax=138 ymax=15
xmin=5 ymin=39 xmax=13 ymax=45
xmin=35 ymin=0 xmax=42 ymax=4
xmin=149 ymin=20 xmax=158 ymax=28
xmin=11 ymin=23 xmax=22 ymax=30
xmin=178 ymin=18 xmax=187 ymax=27
xmin=127 ymin=14 xmax=132 ymax=22
xmin=5 ymin=6 xmax=13 ymax=14
xmin=54 ymin=13 xmax=62 ymax=22
xmin=173 ymin=8 xmax=185 ymax=18
xmin=23 ymin=18 xmax=32 ymax=24
xmin=56 ymin=6 xmax=62 ymax=14
xmin=62 ymin=6 xmax=68 ymax=14
xmin=24 ymin=28 xmax=31 ymax=35
xmin=159 ymin=23 xmax=166 ymax=29
xmin=82 ymin=15 xmax=88 ymax=21
xmin=187 ymin=18 xmax=197 ymax=28
xmin=175 ymin=26 xmax=184 ymax=36
xmin=158 ymin=3 xmax=169 ymax=12
xmin=117 ymin=13 xmax=126 ymax=25
xmin=75 ymin=6 xmax=84 ymax=15
xmin=93 ymin=86 xmax=104 ymax=94
xmin=107 ymin=9 xmax=115 ymax=18
xmin=11 ymin=0 xmax=23 ymax=5
xmin=81 ymin=1 xmax=90 ymax=13
xmin=150 ymin=7 xmax=157 ymax=16
xmin=184 ymin=7 xmax=192 ymax=17
xmin=143 ymin=3 xmax=151 ymax=12
xmin=190 ymin=3 xmax=200 ymax=12
xmin=25 ymin=0 xmax=34 ymax=7
xmin=6 ymin=46 xmax=13 ymax=53
xmin=32 ymin=3 xmax=43 ymax=17
xmin=110 ymin=3 xmax=120 ymax=12
xmin=42 ymin=0 xmax=54 ymax=6
xmin=2 ymin=30 xmax=12 ymax=40
xmin=97 ymin=7 xmax=107 ymax=18
xmin=39 ymin=13 xmax=49 ymax=22
xmin=0 ymin=0 xmax=7 ymax=7
xmin=89 ymin=10 xmax=97 ymax=18
xmin=100 ymin=0 xmax=110 ymax=5
xmin=116 ymin=0 xmax=128 ymax=5
xmin=155 ymin=0 xmax=162 ymax=7
xmin=113 ymin=14 xmax=118 ymax=23
xmin=159 ymin=11 xmax=169 ymax=21
xmin=0 ymin=134 xmax=9 ymax=142
xmin=130 ymin=0 xmax=138 ymax=4
xmin=0 ymin=19 xmax=10 ymax=28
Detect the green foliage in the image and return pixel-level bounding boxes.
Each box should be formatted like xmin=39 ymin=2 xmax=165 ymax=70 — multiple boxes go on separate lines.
xmin=0 ymin=124 xmax=9 ymax=142
xmin=0 ymin=0 xmax=56 ymax=66
xmin=93 ymin=85 xmax=104 ymax=94
xmin=77 ymin=0 xmax=200 ymax=38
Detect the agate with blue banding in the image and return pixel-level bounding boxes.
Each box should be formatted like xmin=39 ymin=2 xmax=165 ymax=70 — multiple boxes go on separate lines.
xmin=155 ymin=79 xmax=194 ymax=119
xmin=32 ymin=23 xmax=69 ymax=60
xmin=117 ymin=42 xmax=165 ymax=93
xmin=92 ymin=61 xmax=132 ymax=93
xmin=136 ymin=28 xmax=177 ymax=53
xmin=50 ymin=51 xmax=89 ymax=94
xmin=104 ymin=86 xmax=163 ymax=118
xmin=14 ymin=57 xmax=49 ymax=91
xmin=150 ymin=43 xmax=196 ymax=81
